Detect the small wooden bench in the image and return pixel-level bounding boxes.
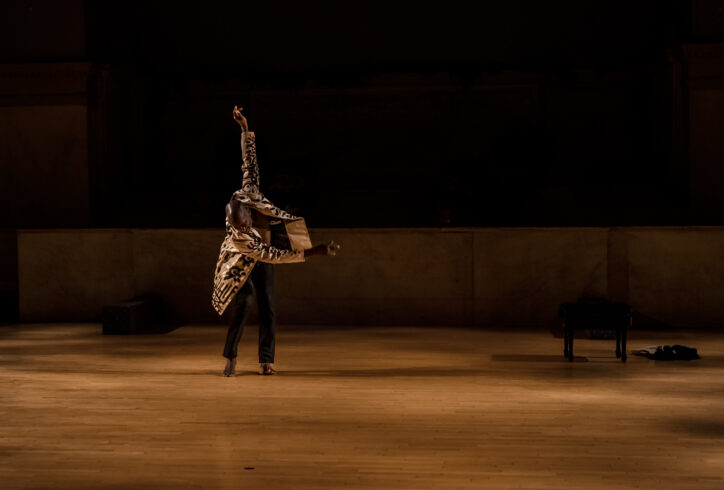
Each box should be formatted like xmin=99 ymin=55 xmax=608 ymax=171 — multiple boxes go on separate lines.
xmin=558 ymin=299 xmax=632 ymax=362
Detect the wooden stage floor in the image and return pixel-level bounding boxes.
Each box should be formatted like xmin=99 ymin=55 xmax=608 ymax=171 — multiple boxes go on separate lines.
xmin=1 ymin=324 xmax=724 ymax=489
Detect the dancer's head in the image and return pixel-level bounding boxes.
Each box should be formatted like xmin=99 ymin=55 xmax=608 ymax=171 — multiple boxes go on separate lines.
xmin=226 ymin=200 xmax=252 ymax=230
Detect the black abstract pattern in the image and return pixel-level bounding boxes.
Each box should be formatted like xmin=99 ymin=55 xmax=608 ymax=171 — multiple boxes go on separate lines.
xmin=211 ymin=224 xmax=304 ymax=315
xmin=240 ymin=132 xmax=261 ymax=197
xmin=234 ymin=132 xmax=298 ymax=220
xmin=231 ymin=190 xmax=297 ymax=219
xmin=211 ymin=226 xmax=256 ymax=315
xmin=211 ymin=131 xmax=310 ymax=316
xmin=244 ymin=232 xmax=303 ymax=263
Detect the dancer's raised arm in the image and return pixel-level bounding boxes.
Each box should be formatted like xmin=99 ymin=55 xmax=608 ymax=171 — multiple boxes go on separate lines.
xmin=233 ymin=106 xmax=261 ymax=197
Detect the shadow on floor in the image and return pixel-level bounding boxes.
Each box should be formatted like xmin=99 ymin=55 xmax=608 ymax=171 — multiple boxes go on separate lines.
xmin=669 ymin=418 xmax=724 ymax=438
xmin=491 ymin=354 xmax=589 ymax=362
xmin=260 ymin=367 xmax=498 ymax=377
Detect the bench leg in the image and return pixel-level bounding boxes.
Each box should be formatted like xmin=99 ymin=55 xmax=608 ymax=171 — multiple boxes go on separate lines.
xmin=568 ymin=328 xmax=574 ymax=362
xmin=616 ymin=329 xmax=621 ymax=359
xmin=563 ymin=321 xmax=569 ymax=358
xmin=621 ymin=318 xmax=629 ymax=363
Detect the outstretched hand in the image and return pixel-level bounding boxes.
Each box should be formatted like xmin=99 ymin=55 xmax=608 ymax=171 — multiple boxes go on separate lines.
xmin=324 ymin=240 xmax=341 ymax=256
xmin=305 ymin=240 xmax=341 ymax=258
xmin=233 ymin=105 xmax=248 ymax=131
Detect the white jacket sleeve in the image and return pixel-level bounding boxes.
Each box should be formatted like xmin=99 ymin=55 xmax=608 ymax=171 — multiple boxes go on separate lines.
xmin=240 ymin=131 xmax=261 ymax=197
xmin=231 ymin=228 xmax=305 ymax=264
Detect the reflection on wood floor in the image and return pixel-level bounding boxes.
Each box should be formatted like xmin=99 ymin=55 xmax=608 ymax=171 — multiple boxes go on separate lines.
xmin=1 ymin=324 xmax=724 ymax=489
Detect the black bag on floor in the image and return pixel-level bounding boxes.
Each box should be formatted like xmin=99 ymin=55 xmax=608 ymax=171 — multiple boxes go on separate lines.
xmin=636 ymin=344 xmax=700 ymax=360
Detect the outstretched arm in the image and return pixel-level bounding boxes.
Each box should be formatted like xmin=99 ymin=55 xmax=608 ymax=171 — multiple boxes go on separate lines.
xmin=304 ymin=241 xmax=341 ymax=258
xmin=232 ymin=229 xmax=305 ymax=264
xmin=232 ymin=228 xmax=340 ymax=263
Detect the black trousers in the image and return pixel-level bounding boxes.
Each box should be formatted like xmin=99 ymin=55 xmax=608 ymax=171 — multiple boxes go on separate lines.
xmin=222 ymin=262 xmax=275 ymax=363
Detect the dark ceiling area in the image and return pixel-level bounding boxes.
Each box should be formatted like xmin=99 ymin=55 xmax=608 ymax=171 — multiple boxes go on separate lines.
xmin=3 ymin=1 xmax=724 ymax=228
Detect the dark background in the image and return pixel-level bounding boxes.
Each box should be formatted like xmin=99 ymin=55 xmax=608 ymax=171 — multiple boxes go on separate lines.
xmin=2 ymin=1 xmax=724 ymax=228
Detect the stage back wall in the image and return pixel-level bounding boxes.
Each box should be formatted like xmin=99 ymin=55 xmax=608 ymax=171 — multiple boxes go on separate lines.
xmin=3 ymin=1 xmax=724 ymax=230
xmin=3 ymin=1 xmax=724 ymax=326
xmin=17 ymin=227 xmax=724 ymax=328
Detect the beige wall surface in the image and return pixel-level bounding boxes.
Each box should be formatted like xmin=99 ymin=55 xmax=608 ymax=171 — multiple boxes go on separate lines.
xmin=132 ymin=229 xmax=226 ymax=323
xmin=18 ymin=230 xmax=134 ymax=321
xmin=16 ymin=227 xmax=724 ymax=327
xmin=275 ymin=229 xmax=474 ymax=325
xmin=472 ymin=228 xmax=608 ymax=325
xmin=627 ymin=229 xmax=724 ymax=327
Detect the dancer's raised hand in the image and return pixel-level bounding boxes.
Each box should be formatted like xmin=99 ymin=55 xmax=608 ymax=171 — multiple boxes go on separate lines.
xmin=233 ymin=105 xmax=248 ymax=131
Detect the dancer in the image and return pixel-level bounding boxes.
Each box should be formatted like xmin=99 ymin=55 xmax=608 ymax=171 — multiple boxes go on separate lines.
xmin=212 ymin=106 xmax=338 ymax=376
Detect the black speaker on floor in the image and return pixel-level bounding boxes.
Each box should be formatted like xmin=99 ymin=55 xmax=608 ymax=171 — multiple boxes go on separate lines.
xmin=103 ymin=295 xmax=164 ymax=335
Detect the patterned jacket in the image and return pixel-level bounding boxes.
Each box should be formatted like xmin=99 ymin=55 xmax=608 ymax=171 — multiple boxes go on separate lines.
xmin=211 ymin=131 xmax=312 ymax=315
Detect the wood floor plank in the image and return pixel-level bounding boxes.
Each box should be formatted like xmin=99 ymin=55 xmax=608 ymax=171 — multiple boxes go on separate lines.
xmin=1 ymin=324 xmax=723 ymax=489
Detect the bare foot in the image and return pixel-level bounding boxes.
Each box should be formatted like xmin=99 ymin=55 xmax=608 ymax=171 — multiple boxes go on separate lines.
xmin=223 ymin=357 xmax=237 ymax=377
xmin=258 ymin=363 xmax=277 ymax=375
